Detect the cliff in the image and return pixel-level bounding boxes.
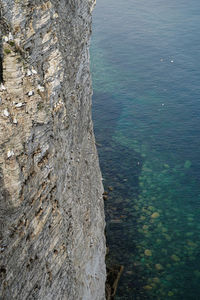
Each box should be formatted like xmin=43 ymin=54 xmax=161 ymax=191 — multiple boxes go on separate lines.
xmin=0 ymin=0 xmax=106 ymax=299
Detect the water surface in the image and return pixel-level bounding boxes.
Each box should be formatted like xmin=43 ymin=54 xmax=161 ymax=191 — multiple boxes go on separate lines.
xmin=91 ymin=1 xmax=200 ymax=299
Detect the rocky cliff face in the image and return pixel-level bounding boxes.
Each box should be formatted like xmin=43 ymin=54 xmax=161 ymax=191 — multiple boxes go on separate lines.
xmin=0 ymin=0 xmax=106 ymax=299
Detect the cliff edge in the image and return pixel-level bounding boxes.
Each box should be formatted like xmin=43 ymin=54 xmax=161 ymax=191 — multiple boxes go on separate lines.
xmin=0 ymin=0 xmax=106 ymax=299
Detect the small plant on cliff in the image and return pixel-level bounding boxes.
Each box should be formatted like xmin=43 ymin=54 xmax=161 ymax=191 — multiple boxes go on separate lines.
xmin=4 ymin=48 xmax=11 ymax=55
xmin=8 ymin=41 xmax=15 ymax=47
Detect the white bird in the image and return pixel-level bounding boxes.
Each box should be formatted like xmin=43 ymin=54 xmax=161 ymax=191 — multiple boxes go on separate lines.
xmin=7 ymin=150 xmax=14 ymax=158
xmin=3 ymin=36 xmax=9 ymax=42
xmin=0 ymin=84 xmax=6 ymax=91
xmin=15 ymin=103 xmax=24 ymax=108
xmin=8 ymin=32 xmax=13 ymax=40
xmin=28 ymin=91 xmax=34 ymax=97
xmin=27 ymin=70 xmax=32 ymax=76
xmin=3 ymin=109 xmax=9 ymax=117
xmin=32 ymin=68 xmax=37 ymax=75
xmin=37 ymin=85 xmax=45 ymax=92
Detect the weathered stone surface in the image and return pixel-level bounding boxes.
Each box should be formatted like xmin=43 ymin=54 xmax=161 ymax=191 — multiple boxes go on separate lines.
xmin=0 ymin=0 xmax=106 ymax=299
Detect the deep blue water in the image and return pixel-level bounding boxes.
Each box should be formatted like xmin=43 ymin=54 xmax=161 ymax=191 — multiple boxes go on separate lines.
xmin=90 ymin=0 xmax=200 ymax=299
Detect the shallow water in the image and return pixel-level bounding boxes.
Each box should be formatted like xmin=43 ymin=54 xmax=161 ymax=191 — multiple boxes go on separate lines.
xmin=91 ymin=0 xmax=200 ymax=299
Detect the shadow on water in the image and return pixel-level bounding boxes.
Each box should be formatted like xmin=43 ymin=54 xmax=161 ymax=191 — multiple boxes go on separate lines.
xmin=93 ymin=89 xmax=200 ymax=300
xmin=93 ymin=92 xmax=153 ymax=299
xmin=92 ymin=91 xmax=142 ymax=198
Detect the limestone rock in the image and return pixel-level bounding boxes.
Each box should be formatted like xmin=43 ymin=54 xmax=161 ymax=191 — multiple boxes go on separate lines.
xmin=0 ymin=0 xmax=106 ymax=299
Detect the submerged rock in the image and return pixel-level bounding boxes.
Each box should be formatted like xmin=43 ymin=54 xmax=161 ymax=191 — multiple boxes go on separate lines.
xmin=151 ymin=212 xmax=160 ymax=219
xmin=155 ymin=264 xmax=163 ymax=271
xmin=144 ymin=249 xmax=152 ymax=256
xmin=171 ymin=254 xmax=180 ymax=262
xmin=184 ymin=160 xmax=192 ymax=169
xmin=143 ymin=285 xmax=152 ymax=290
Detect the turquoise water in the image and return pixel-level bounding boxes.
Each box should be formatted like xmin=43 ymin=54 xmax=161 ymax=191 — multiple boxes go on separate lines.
xmin=91 ymin=0 xmax=200 ymax=299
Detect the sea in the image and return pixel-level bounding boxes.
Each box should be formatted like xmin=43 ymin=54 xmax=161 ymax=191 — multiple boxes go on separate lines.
xmin=90 ymin=0 xmax=200 ymax=299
